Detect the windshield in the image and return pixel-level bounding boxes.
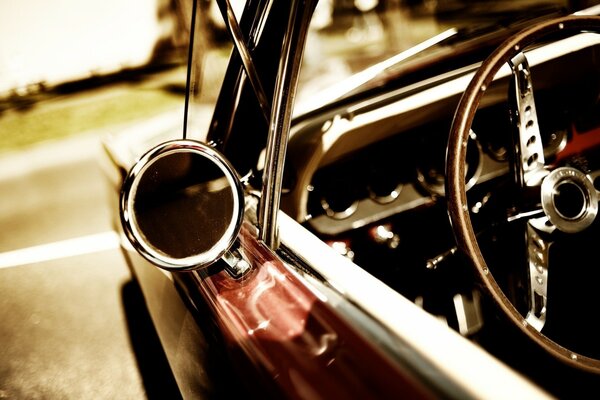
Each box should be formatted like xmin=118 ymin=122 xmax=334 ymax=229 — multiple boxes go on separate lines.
xmin=294 ymin=0 xmax=599 ymax=113
xmin=185 ymin=1 xmax=600 ymax=125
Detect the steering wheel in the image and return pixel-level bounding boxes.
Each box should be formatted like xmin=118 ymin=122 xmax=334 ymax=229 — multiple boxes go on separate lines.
xmin=446 ymin=15 xmax=600 ymax=373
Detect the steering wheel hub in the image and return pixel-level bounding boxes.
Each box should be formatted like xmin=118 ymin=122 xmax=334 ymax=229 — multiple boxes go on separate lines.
xmin=541 ymin=167 xmax=598 ymax=233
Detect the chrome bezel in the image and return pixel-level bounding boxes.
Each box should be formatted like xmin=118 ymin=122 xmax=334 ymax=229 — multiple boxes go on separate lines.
xmin=589 ymin=169 xmax=600 ymax=194
xmin=541 ymin=167 xmax=598 ymax=233
xmin=368 ymin=183 xmax=403 ymax=205
xmin=320 ymin=197 xmax=359 ymax=220
xmin=417 ymin=131 xmax=483 ymax=197
xmin=120 ymin=139 xmax=244 ymax=271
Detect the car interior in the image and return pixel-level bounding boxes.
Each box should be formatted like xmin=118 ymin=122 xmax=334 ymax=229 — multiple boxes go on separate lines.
xmin=280 ymin=15 xmax=600 ymax=392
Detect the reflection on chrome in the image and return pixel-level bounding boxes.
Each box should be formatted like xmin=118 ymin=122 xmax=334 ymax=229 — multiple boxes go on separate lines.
xmin=369 ymin=183 xmax=403 ymax=205
xmin=525 ymin=217 xmax=553 ymax=332
xmin=588 ymin=169 xmax=600 ymax=194
xmin=541 ymin=167 xmax=598 ymax=233
xmin=321 ymin=197 xmax=359 ymax=220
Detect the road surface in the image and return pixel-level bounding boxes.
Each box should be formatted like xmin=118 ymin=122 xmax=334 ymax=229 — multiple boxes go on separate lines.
xmin=0 ymin=130 xmax=181 ymax=398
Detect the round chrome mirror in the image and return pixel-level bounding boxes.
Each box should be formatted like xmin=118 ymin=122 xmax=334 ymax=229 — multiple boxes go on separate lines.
xmin=120 ymin=140 xmax=244 ymax=271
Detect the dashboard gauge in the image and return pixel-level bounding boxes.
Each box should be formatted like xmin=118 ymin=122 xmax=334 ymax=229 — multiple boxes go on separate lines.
xmin=416 ymin=130 xmax=483 ymax=196
xmin=321 ymin=197 xmax=359 ymax=219
xmin=319 ymin=177 xmax=361 ymax=220
xmin=367 ymin=161 xmax=403 ymax=204
xmin=369 ymin=183 xmax=403 ymax=204
xmin=485 ymin=141 xmax=509 ymax=162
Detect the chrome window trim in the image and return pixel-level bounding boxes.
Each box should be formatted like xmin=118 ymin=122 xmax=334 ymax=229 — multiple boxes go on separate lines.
xmin=258 ymin=0 xmax=317 ymax=248
xmin=277 ymin=211 xmax=551 ymax=399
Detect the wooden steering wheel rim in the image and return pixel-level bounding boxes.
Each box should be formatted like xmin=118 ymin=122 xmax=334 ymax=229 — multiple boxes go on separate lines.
xmin=446 ymin=15 xmax=600 ymax=373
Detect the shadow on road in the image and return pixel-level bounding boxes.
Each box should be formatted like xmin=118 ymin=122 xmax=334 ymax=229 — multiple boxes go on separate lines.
xmin=121 ymin=279 xmax=183 ymax=400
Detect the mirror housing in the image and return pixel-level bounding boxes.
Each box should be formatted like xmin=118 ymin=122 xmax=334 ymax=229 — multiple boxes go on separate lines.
xmin=120 ymin=140 xmax=244 ymax=271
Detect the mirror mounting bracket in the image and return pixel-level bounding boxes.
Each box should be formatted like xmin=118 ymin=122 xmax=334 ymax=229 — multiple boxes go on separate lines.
xmin=222 ymin=247 xmax=251 ymax=279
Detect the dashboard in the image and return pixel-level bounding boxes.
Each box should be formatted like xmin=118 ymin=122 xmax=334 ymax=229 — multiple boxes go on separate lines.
xmin=305 ymin=119 xmax=504 ymax=236
xmin=283 ymin=32 xmax=600 ymax=244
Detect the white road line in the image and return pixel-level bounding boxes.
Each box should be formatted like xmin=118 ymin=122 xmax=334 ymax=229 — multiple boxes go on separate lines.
xmin=0 ymin=231 xmax=120 ymax=269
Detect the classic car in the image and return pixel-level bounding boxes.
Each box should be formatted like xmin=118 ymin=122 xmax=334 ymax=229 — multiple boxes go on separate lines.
xmin=102 ymin=0 xmax=600 ymax=397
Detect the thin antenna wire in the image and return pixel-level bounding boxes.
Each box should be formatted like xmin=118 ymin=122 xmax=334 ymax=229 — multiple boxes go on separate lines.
xmin=182 ymin=0 xmax=198 ymax=139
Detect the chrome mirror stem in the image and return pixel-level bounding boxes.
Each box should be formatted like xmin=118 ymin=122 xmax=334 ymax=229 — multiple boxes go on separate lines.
xmin=509 ymin=52 xmax=548 ymax=188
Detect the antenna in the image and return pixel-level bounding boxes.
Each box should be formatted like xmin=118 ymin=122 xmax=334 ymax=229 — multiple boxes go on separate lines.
xmin=182 ymin=0 xmax=199 ymax=139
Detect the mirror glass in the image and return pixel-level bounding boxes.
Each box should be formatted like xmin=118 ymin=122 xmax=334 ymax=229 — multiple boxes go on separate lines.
xmin=121 ymin=140 xmax=244 ymax=271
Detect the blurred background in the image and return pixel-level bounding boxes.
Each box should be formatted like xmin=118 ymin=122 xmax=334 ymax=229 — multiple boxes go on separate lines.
xmin=0 ymin=0 xmax=597 ymax=398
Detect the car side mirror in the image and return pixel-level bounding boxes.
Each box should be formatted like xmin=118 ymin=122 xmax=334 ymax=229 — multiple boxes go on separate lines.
xmin=120 ymin=140 xmax=244 ymax=271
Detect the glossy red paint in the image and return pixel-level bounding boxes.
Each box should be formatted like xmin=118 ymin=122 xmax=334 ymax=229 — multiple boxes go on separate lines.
xmin=191 ymin=223 xmax=437 ymax=399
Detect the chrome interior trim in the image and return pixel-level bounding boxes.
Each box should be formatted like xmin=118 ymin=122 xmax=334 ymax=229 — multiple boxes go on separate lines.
xmin=541 ymin=167 xmax=598 ymax=233
xmin=588 ymin=170 xmax=600 ymax=195
xmin=509 ymin=52 xmax=548 ymax=187
xmin=416 ymin=130 xmax=483 ymax=197
xmin=320 ymin=197 xmax=359 ymax=220
xmin=525 ymin=216 xmax=554 ymax=331
xmin=369 ymin=183 xmax=403 ymax=205
xmin=588 ymin=169 xmax=600 ymax=195
xmin=307 ymin=140 xmax=504 ymax=236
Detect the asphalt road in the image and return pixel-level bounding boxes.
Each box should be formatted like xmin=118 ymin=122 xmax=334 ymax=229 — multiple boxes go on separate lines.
xmin=0 ymin=133 xmax=181 ymax=399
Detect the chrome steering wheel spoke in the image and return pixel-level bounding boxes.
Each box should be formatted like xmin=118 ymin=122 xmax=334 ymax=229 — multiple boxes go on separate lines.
xmin=525 ymin=216 xmax=555 ymax=331
xmin=509 ymin=52 xmax=548 ymax=189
